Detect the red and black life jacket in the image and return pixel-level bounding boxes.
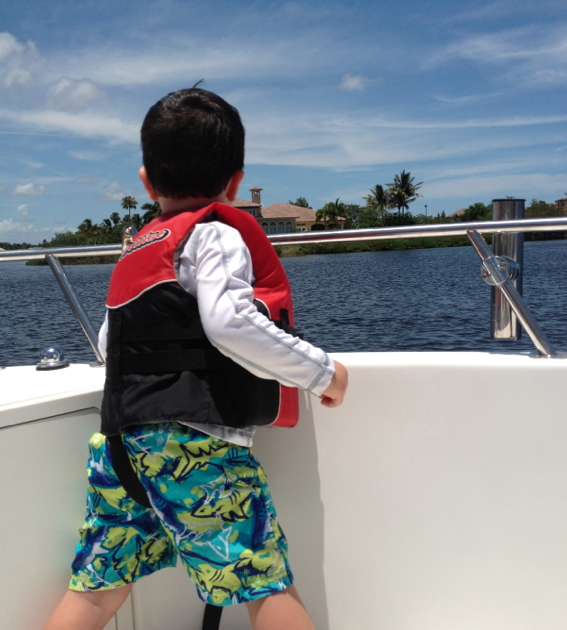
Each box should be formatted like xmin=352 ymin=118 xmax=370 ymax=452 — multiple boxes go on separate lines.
xmin=100 ymin=202 xmax=299 ymax=437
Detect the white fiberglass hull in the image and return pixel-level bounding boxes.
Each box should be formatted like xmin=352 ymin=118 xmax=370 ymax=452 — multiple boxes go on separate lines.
xmin=2 ymin=352 xmax=567 ymax=630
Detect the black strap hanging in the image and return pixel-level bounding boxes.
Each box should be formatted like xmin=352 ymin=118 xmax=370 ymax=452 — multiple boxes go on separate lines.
xmin=107 ymin=434 xmax=152 ymax=509
xmin=202 ymin=603 xmax=223 ymax=630
xmin=107 ymin=436 xmax=224 ymax=630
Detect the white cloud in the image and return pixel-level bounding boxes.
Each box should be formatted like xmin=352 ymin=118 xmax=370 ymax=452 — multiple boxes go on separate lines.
xmin=528 ymin=69 xmax=567 ymax=84
xmin=0 ymin=33 xmax=24 ymax=60
xmin=99 ymin=180 xmax=126 ymax=201
xmin=0 ymin=108 xmax=138 ymax=143
xmin=0 ymin=218 xmax=20 ymax=235
xmin=58 ymin=36 xmax=342 ymax=86
xmin=0 ymin=218 xmax=57 ymax=241
xmin=69 ymin=150 xmax=105 ymax=161
xmin=0 ymin=183 xmax=46 ymax=197
xmin=430 ymin=27 xmax=567 ymax=87
xmin=0 ymin=32 xmax=42 ymax=90
xmin=21 ymin=158 xmax=45 ymax=169
xmin=47 ymin=77 xmax=104 ymax=112
xmin=434 ymin=92 xmax=502 ymax=105
xmin=12 ymin=183 xmax=45 ymax=196
xmin=423 ymin=173 xmax=567 ymax=199
xmin=74 ymin=176 xmax=99 ymax=184
xmin=340 ymin=74 xmax=370 ymax=91
xmin=443 ymin=29 xmax=535 ymax=64
xmin=17 ymin=204 xmax=28 ymax=217
xmin=244 ymin=106 xmax=567 ymax=169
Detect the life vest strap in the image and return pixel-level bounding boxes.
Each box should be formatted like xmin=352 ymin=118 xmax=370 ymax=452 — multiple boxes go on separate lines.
xmin=107 ymin=434 xmax=152 ymax=509
xmin=202 ymin=603 xmax=223 ymax=630
xmin=120 ymin=348 xmax=237 ymax=374
xmin=120 ymin=319 xmax=205 ymax=342
xmin=108 ymin=435 xmax=224 ymax=629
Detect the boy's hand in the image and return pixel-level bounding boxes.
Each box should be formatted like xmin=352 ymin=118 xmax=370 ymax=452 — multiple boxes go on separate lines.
xmin=320 ymin=360 xmax=348 ymax=408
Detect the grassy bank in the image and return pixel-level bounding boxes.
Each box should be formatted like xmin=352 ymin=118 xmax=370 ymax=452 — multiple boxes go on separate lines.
xmin=24 ymin=234 xmax=497 ymax=264
xmin=26 ymin=256 xmax=120 ymax=266
xmin=274 ymin=235 xmax=473 ymax=257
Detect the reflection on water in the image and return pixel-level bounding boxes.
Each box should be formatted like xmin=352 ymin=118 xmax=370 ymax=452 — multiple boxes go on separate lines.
xmin=1 ymin=240 xmax=566 ymax=366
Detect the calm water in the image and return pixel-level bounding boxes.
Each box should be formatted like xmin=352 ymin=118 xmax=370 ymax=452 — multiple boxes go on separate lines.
xmin=1 ymin=241 xmax=566 ymax=367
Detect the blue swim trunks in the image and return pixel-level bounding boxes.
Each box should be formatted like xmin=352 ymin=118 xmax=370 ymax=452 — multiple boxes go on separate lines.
xmin=69 ymin=423 xmax=293 ymax=606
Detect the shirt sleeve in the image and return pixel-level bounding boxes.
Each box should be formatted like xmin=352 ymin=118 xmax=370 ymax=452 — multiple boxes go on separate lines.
xmin=98 ymin=311 xmax=109 ymax=362
xmin=177 ymin=222 xmax=335 ymax=396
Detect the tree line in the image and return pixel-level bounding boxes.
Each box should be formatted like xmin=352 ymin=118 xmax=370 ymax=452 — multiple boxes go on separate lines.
xmin=40 ymin=199 xmax=161 ymax=248
xmin=7 ymin=174 xmax=566 ymax=254
xmin=289 ymin=172 xmax=567 ymax=231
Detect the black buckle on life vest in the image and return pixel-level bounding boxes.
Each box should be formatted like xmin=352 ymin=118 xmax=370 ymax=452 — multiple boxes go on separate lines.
xmin=274 ymin=308 xmax=304 ymax=339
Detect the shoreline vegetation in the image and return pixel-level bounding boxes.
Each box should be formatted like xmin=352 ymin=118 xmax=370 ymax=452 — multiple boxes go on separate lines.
xmin=0 ymin=174 xmax=564 ymax=265
xmin=275 ymin=235 xmax=473 ymax=257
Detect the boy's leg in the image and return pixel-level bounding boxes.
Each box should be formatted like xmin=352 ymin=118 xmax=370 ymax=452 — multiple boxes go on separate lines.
xmin=52 ymin=432 xmax=175 ymax=629
xmin=123 ymin=424 xmax=302 ymax=617
xmin=245 ymin=584 xmax=315 ymax=630
xmin=44 ymin=584 xmax=132 ymax=630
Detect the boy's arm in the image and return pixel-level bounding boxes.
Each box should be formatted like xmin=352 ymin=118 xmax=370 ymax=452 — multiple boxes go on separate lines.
xmin=179 ymin=222 xmax=341 ymax=400
xmin=98 ymin=313 xmax=109 ymax=362
xmin=319 ymin=360 xmax=348 ymax=407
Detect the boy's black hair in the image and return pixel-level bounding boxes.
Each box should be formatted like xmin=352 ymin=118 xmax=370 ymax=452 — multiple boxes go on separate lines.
xmin=141 ymin=87 xmax=245 ymax=199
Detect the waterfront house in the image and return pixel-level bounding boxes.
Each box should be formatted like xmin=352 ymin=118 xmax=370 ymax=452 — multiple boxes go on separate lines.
xmin=233 ymin=188 xmax=318 ymax=234
xmin=232 ymin=195 xmax=261 ymax=218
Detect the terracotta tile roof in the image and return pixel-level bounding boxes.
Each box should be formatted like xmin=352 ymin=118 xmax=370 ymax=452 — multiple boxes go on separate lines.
xmin=232 ymin=198 xmax=261 ymax=209
xmin=260 ymin=203 xmax=316 ymax=221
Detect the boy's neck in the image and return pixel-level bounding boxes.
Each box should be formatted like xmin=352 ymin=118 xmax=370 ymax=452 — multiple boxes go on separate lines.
xmin=158 ymin=193 xmax=229 ymax=215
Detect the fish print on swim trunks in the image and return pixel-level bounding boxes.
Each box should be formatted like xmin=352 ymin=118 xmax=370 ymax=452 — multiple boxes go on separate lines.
xmin=69 ymin=423 xmax=293 ymax=606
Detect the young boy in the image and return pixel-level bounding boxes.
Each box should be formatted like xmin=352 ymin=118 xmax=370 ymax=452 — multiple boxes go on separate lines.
xmin=44 ymin=87 xmax=348 ymax=630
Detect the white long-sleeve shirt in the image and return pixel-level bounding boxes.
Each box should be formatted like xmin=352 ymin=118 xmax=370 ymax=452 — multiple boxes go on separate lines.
xmin=99 ymin=221 xmax=335 ymax=446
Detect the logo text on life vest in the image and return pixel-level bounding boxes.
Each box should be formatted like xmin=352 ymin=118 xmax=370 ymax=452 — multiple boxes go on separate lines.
xmin=121 ymin=229 xmax=171 ymax=258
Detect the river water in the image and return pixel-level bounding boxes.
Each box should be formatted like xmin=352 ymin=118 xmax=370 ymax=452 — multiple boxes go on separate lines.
xmin=1 ymin=241 xmax=566 ymax=367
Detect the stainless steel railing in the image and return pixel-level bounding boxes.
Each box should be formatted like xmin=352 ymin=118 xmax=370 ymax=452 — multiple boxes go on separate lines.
xmin=1 ymin=217 xmax=566 ymax=362
xmin=1 ymin=217 xmax=567 ymax=261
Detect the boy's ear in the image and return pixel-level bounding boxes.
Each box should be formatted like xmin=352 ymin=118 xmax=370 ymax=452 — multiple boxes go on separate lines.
xmin=225 ymin=170 xmax=245 ymax=202
xmin=138 ymin=167 xmax=159 ymax=201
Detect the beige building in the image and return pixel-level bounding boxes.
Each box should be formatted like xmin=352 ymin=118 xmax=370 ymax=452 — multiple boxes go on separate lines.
xmin=447 ymin=208 xmax=466 ymax=219
xmin=232 ymin=188 xmax=318 ymax=234
xmin=259 ymin=203 xmax=318 ymax=233
xmin=232 ymin=197 xmax=261 ymax=217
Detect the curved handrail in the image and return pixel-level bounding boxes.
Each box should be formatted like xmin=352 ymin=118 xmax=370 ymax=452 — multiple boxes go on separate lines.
xmin=1 ymin=217 xmax=567 ymax=261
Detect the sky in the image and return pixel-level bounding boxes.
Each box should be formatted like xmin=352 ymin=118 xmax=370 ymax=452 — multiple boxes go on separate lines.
xmin=0 ymin=0 xmax=566 ymax=243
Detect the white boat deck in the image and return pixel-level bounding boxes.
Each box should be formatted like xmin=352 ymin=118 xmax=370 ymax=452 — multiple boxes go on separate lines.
xmin=2 ymin=352 xmax=567 ymax=629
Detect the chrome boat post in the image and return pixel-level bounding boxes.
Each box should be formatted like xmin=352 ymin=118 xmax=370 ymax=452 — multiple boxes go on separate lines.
xmin=491 ymin=199 xmax=525 ymax=340
xmin=45 ymin=255 xmax=105 ymax=365
xmin=467 ymin=230 xmax=557 ymax=358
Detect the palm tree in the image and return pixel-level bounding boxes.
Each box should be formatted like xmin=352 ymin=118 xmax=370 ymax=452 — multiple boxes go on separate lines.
xmin=109 ymin=212 xmax=122 ymax=226
xmin=363 ymin=185 xmax=391 ymax=218
xmin=77 ymin=218 xmax=94 ymax=234
xmin=386 ymin=171 xmax=423 ymax=216
xmin=131 ymin=213 xmax=143 ymax=229
xmin=316 ymin=198 xmax=346 ymax=230
xmin=121 ymin=196 xmax=138 ymax=221
xmin=141 ymin=202 xmax=161 ymax=225
xmin=101 ymin=218 xmax=113 ymax=233
xmin=315 ymin=207 xmax=328 ymax=229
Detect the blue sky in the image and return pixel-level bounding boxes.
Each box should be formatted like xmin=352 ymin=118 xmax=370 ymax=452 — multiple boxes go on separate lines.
xmin=1 ymin=0 xmax=566 ymax=243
